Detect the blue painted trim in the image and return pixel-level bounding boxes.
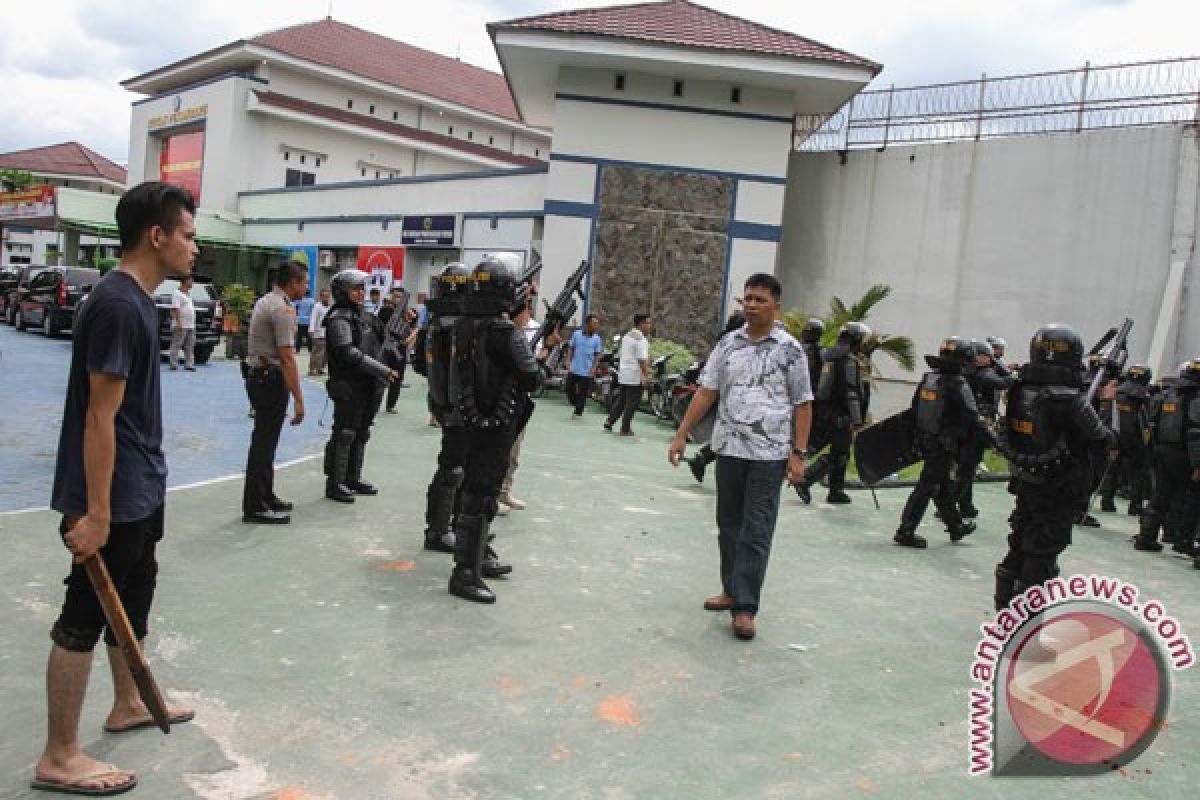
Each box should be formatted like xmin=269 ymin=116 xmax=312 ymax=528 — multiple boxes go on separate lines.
xmin=238 ymin=166 xmax=548 ymax=197
xmin=461 ymin=210 xmax=544 ymax=220
xmin=543 ymin=200 xmax=598 ymax=219
xmin=133 ymin=72 xmax=267 ymax=106
xmin=555 ymin=92 xmax=794 ymax=125
xmin=728 ymin=220 xmax=782 ymax=243
xmin=549 ymin=152 xmax=786 ymax=186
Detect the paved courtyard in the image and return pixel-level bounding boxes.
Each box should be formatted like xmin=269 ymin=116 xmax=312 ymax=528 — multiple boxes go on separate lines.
xmin=0 ymin=323 xmax=1197 ymax=799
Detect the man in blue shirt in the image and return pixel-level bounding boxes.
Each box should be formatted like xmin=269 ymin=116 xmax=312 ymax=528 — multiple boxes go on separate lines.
xmin=293 ymin=292 xmax=315 ymax=353
xmin=564 ymin=314 xmax=603 ymax=417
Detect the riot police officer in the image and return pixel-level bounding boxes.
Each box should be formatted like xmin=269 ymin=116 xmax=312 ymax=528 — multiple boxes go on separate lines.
xmin=794 ymin=321 xmax=870 ymax=504
xmin=1099 ymin=364 xmax=1154 ymax=517
xmin=1133 ymin=359 xmax=1200 ymax=560
xmin=800 ymin=317 xmax=824 ymax=393
xmin=954 ymin=339 xmax=1011 ymax=518
xmin=894 ymin=337 xmax=992 ymax=548
xmin=324 ymin=269 xmax=397 ymax=503
xmin=422 ymin=258 xmax=540 ymax=603
xmin=993 ymin=324 xmax=1114 ymax=610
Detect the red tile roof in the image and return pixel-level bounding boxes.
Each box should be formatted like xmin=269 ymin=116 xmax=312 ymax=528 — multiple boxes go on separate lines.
xmin=0 ymin=142 xmax=126 ymax=185
xmin=492 ymin=0 xmax=879 ymax=71
xmin=251 ymin=19 xmax=525 ymax=122
xmin=251 ymin=90 xmax=545 ymax=168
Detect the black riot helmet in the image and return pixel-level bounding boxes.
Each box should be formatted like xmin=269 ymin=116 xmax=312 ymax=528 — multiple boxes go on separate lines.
xmin=838 ymin=321 xmax=872 ymax=352
xmin=330 ymin=268 xmax=368 ymax=307
xmin=1029 ymin=324 xmax=1084 ymax=370
xmin=1179 ymin=358 xmax=1200 ymax=386
xmin=466 ymin=256 xmax=523 ymax=315
xmin=1125 ymin=364 xmax=1152 ymax=386
xmin=940 ymin=336 xmax=974 ymax=366
xmin=971 ymin=339 xmax=994 ymax=359
xmin=427 ymin=262 xmax=470 ymax=314
xmin=986 ymin=336 xmax=1007 ymax=356
xmin=801 ymin=317 xmax=825 ymax=344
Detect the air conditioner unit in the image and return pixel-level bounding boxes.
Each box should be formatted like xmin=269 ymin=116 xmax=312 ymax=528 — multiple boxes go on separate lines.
xmin=318 ymin=250 xmax=334 ymax=268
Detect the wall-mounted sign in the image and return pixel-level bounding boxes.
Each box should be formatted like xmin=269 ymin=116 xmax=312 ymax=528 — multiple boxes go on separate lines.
xmin=148 ymin=103 xmax=208 ymax=131
xmin=0 ymin=185 xmax=54 ymax=221
xmin=356 ymin=246 xmax=406 ymax=297
xmin=401 ymin=214 xmax=455 ymax=247
xmin=159 ymin=130 xmax=205 ymax=204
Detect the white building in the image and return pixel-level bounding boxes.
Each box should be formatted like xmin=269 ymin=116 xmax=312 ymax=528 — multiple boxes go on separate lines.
xmin=0 ymin=142 xmax=125 ymax=268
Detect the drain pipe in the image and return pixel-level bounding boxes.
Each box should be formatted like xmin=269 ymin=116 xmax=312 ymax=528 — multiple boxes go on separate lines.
xmin=1148 ymin=125 xmax=1199 ymax=375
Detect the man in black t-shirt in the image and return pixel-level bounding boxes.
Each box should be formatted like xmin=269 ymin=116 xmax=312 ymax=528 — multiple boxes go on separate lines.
xmin=32 ymin=183 xmax=197 ymax=797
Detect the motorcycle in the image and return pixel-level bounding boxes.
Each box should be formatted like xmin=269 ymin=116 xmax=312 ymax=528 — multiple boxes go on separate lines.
xmin=589 ymin=346 xmax=619 ymax=413
xmin=644 ymin=355 xmax=674 ymax=420
xmin=668 ymin=359 xmax=705 ymax=430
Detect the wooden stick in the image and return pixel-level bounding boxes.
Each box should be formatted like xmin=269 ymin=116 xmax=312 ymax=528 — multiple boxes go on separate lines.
xmin=83 ymin=555 xmax=171 ymax=734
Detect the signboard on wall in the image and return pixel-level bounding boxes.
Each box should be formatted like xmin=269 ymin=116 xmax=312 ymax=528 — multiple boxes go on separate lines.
xmin=281 ymin=245 xmax=319 ymax=297
xmin=356 ymin=246 xmax=406 ymax=297
xmin=159 ymin=129 xmax=205 ymax=204
xmin=401 ymin=214 xmax=455 ymax=246
xmin=0 ymin=185 xmax=54 ymax=221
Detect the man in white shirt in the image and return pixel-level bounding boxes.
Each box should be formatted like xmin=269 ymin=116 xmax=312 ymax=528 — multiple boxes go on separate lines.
xmin=604 ymin=313 xmax=652 ymax=436
xmin=169 ymin=275 xmax=197 ymax=371
xmin=308 ymin=287 xmax=331 ymax=376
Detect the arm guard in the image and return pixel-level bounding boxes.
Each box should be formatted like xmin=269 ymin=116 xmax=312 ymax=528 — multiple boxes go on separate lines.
xmin=328 ymin=315 xmax=392 ymax=383
xmin=1070 ymin=392 xmax=1116 ymax=450
xmin=957 ymin=380 xmax=995 ymax=443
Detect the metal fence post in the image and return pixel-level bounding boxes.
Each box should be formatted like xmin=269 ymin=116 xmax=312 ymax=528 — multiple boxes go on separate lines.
xmin=881 ymin=85 xmax=895 ymax=150
xmin=843 ymin=96 xmax=856 ymax=150
xmin=974 ymin=73 xmax=987 ymax=140
xmin=1076 ymin=61 xmax=1091 ymax=133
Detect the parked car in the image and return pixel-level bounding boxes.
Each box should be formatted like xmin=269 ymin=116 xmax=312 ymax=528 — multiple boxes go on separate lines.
xmin=153 ymin=277 xmax=222 ymax=365
xmin=16 ymin=266 xmax=101 ymax=337
xmin=3 ymin=265 xmax=48 ymax=326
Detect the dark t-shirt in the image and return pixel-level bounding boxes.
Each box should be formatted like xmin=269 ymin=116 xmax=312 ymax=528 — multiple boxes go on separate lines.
xmin=51 ymin=270 xmax=166 ymax=523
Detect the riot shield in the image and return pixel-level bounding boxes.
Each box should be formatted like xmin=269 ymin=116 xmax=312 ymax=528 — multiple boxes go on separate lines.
xmin=854 ymin=408 xmax=919 ymax=486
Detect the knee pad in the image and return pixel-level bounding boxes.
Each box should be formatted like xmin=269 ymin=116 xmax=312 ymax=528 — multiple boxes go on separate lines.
xmin=50 ymin=620 xmax=102 ymax=653
xmin=336 ymin=428 xmax=356 ymax=447
xmin=437 ymin=466 xmax=465 ymax=490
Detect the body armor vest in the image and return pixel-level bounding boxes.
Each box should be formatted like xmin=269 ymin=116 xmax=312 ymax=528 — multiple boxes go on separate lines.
xmin=997 ymin=381 xmax=1071 ymax=473
xmin=915 ymin=373 xmax=947 ymax=436
xmin=327 ymin=307 xmax=383 ymax=381
xmin=1113 ymin=381 xmax=1150 ymax=445
xmin=1156 ymin=386 xmax=1194 ymax=445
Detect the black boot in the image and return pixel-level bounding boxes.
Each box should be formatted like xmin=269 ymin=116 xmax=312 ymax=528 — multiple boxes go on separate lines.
xmin=993 ymin=565 xmax=1018 ymax=611
xmin=893 ymin=528 xmax=927 ymax=548
xmin=826 ymin=490 xmax=852 ymax=504
xmin=1127 ymin=502 xmax=1143 ymax=517
xmin=1133 ymin=535 xmax=1163 ymax=552
xmin=482 ymin=544 xmax=512 ymax=578
xmin=325 ymin=429 xmax=356 ymax=503
xmin=425 ymin=467 xmax=462 ymax=553
xmin=1100 ymin=496 xmax=1117 ymax=513
xmin=1076 ymin=513 xmax=1100 ymax=528
xmin=345 ymin=440 xmax=378 ymax=495
xmin=949 ymin=520 xmax=977 ymax=542
xmin=960 ymin=504 xmax=979 ymax=519
xmin=448 ymin=514 xmax=495 ymax=603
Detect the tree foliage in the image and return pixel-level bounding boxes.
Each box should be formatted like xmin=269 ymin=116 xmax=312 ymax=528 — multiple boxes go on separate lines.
xmin=0 ymin=169 xmax=34 ymax=192
xmin=783 ymin=283 xmax=915 ymax=374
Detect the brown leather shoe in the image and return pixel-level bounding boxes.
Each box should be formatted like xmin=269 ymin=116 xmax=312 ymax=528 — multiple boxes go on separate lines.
xmin=732 ymin=612 xmax=756 ymax=640
xmin=703 ymin=593 xmax=733 ymax=611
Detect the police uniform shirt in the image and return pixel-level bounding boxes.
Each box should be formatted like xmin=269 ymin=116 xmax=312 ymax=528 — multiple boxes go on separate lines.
xmin=247 ymin=287 xmax=297 ymax=368
xmin=699 ymin=322 xmax=813 ymax=461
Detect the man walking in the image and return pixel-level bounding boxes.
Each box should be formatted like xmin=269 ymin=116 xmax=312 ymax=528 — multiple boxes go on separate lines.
xmin=168 ymin=274 xmax=196 ymax=371
xmin=241 ymin=260 xmax=309 ymax=524
xmin=33 ymin=182 xmax=197 ymax=797
xmin=605 ymin=313 xmax=651 ymax=436
xmin=564 ymin=314 xmax=603 ymax=417
xmin=308 ymin=287 xmax=331 ymax=376
xmin=669 ymin=274 xmax=812 ymax=641
xmin=294 ymin=290 xmax=314 ymax=353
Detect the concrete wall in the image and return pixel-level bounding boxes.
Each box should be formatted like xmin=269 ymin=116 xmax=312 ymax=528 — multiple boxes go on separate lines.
xmin=778 ymin=124 xmax=1199 ymax=379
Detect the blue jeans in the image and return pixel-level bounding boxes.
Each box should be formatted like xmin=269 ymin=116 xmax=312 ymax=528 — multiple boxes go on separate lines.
xmin=715 ymin=456 xmax=787 ymax=615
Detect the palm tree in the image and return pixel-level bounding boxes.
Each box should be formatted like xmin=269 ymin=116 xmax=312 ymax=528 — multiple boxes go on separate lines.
xmin=783 ymin=283 xmax=915 ymax=375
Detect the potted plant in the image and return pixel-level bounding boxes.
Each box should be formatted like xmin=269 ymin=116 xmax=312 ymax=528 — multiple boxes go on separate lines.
xmin=221 ymin=283 xmax=256 ymax=359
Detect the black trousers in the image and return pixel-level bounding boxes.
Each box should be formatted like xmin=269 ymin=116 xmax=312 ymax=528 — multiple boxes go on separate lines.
xmin=51 ymin=506 xmax=165 ymax=652
xmin=606 ymin=384 xmax=643 ymax=433
xmin=1100 ymin=440 xmax=1151 ymax=508
xmin=294 ymin=327 xmax=312 ymax=352
xmin=1139 ymin=446 xmax=1199 ymax=545
xmin=428 ymin=424 xmax=516 ymax=522
xmin=715 ymin=456 xmax=787 ymax=615
xmin=564 ymin=373 xmax=592 ymax=414
xmin=954 ymin=434 xmax=987 ymax=513
xmin=900 ymin=440 xmax=963 ymax=531
xmin=243 ymin=368 xmax=288 ymax=514
xmin=999 ymin=475 xmax=1083 ymax=587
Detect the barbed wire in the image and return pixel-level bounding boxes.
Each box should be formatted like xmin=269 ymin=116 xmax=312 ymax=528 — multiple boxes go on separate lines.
xmin=798 ymin=57 xmax=1200 ymax=151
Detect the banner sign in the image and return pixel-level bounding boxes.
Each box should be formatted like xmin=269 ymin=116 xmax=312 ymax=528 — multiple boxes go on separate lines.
xmin=148 ymin=103 xmax=208 ymax=131
xmin=281 ymin=245 xmax=319 ymax=298
xmin=356 ymin=246 xmax=406 ymax=298
xmin=401 ymin=214 xmax=455 ymax=246
xmin=159 ymin=129 xmax=205 ymax=204
xmin=0 ymin=185 xmax=55 ymax=221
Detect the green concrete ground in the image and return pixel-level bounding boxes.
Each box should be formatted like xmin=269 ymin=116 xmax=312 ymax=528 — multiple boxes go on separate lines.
xmin=2 ymin=377 xmax=1197 ymax=799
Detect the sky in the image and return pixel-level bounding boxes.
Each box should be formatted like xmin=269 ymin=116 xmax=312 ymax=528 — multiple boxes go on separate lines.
xmin=1 ymin=0 xmax=1197 ymax=164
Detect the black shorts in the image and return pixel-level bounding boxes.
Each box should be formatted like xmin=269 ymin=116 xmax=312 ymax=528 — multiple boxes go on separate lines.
xmin=51 ymin=505 xmax=165 ymax=653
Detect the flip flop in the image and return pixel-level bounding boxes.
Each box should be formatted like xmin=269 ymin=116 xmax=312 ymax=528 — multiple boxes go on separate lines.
xmin=31 ymin=765 xmax=137 ymax=796
xmin=103 ymin=709 xmax=195 ymax=733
